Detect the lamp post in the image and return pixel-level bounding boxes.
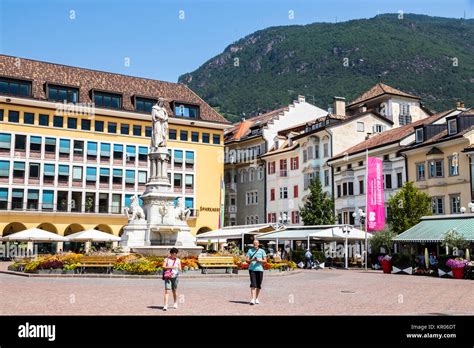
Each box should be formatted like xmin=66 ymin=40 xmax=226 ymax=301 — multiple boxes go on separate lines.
xmin=353 ymin=209 xmax=367 ymax=270
xmin=342 ymin=224 xmax=350 ymax=269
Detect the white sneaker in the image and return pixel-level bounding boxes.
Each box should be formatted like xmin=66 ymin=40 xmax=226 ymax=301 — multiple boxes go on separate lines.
xmin=250 ymin=299 xmax=255 ymax=305
xmin=173 ymin=303 xmax=178 ymax=309
xmin=163 ymin=306 xmax=168 ymax=311
xmin=255 ymin=299 xmax=260 ymax=304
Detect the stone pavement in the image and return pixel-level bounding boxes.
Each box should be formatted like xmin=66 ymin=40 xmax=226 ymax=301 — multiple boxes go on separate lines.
xmin=0 ymin=269 xmax=472 ymax=315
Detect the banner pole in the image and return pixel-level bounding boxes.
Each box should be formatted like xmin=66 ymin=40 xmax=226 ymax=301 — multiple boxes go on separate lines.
xmin=365 ymin=149 xmax=368 ymax=271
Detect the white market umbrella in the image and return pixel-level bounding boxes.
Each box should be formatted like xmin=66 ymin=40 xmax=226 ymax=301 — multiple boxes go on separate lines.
xmin=66 ymin=229 xmax=121 ymax=242
xmin=1 ymin=228 xmax=68 ymax=242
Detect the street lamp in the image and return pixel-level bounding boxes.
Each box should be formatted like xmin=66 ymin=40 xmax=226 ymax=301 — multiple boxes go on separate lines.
xmin=352 ymin=209 xmax=367 ymax=271
xmin=342 ymin=224 xmax=351 ymax=269
xmin=469 ymin=202 xmax=474 ymax=213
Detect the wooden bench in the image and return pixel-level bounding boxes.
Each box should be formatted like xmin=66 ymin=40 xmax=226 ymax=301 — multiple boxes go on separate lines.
xmin=198 ymin=256 xmax=236 ymax=274
xmin=78 ymin=256 xmax=117 ymax=274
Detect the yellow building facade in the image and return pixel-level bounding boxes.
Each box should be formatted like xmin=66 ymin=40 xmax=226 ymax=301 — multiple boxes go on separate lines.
xmin=0 ymin=55 xmax=228 ymax=241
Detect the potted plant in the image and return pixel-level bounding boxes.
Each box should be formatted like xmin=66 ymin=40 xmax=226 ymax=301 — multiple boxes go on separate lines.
xmin=377 ymin=255 xmax=392 ymax=273
xmin=446 ymin=258 xmax=468 ymax=279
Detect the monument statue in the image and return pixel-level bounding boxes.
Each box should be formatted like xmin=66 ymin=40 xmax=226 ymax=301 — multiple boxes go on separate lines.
xmin=175 ymin=197 xmax=191 ymax=222
xmin=124 ymin=195 xmax=145 ymax=221
xmin=151 ymin=98 xmax=168 ymax=150
xmin=120 ymin=96 xmax=202 ymax=256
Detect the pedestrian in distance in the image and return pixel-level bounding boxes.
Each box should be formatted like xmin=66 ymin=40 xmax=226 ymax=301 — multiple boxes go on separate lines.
xmin=246 ymin=239 xmax=267 ymax=305
xmin=162 ymin=247 xmax=182 ymax=311
xmin=305 ymin=249 xmax=313 ymax=269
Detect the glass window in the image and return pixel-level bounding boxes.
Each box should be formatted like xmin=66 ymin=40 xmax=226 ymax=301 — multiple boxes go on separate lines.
xmin=450 ymin=195 xmax=461 ymax=214
xmin=86 ymin=167 xmax=97 ymax=181
xmin=42 ymin=190 xmax=54 ymax=210
xmin=59 ymin=139 xmax=70 ymax=154
xmin=73 ymin=140 xmax=84 ymax=155
xmin=138 ymin=146 xmax=148 ymax=161
xmin=213 ymin=134 xmax=220 ymax=144
xmin=0 ymin=188 xmax=7 ymax=210
xmin=416 ymin=163 xmax=425 ymax=181
xmin=448 ymin=119 xmax=457 ymax=135
xmin=125 ymin=170 xmax=135 ymax=184
xmin=67 ymin=117 xmax=77 ymax=129
xmin=14 ymin=134 xmax=26 ymax=150
xmin=0 ymin=109 xmax=3 ymax=121
xmin=385 ymin=174 xmax=392 ymax=189
xmin=145 ymin=126 xmax=152 ymax=137
xmin=0 ymin=133 xmax=11 ymax=150
xmin=113 ymin=169 xmax=123 ymax=184
xmin=24 ymin=112 xmax=35 ymax=125
xmin=81 ymin=119 xmax=91 ymax=131
xmin=415 ymin=128 xmax=423 ymax=143
xmin=138 ymin=171 xmax=147 ymax=184
xmin=44 ymin=163 xmax=55 ymax=177
xmin=13 ymin=161 xmax=25 ymax=177
xmin=126 ymin=145 xmax=136 ymax=161
xmin=100 ymin=143 xmax=111 ymax=157
xmin=121 ymin=124 xmax=129 ymax=135
xmin=432 ymin=197 xmax=444 ymax=215
xmin=133 ymin=125 xmax=142 ymax=136
xmin=180 ymin=130 xmax=188 ymax=141
xmin=8 ymin=110 xmax=19 ymax=123
xmin=397 ymin=172 xmax=403 ymax=188
xmin=448 ymin=156 xmax=459 ymax=176
xmin=27 ymin=189 xmax=39 ymax=210
xmin=87 ymin=142 xmax=98 ymax=156
xmin=100 ymin=168 xmax=110 ymax=183
xmin=111 ymin=194 xmax=122 ymax=213
xmin=429 ymin=160 xmax=443 ymax=178
xmin=135 ymin=97 xmax=156 ymax=113
xmin=174 ymin=104 xmax=199 ymax=118
xmin=185 ymin=197 xmax=194 ymax=209
xmin=0 ymin=161 xmax=10 ymax=177
xmin=191 ymin=132 xmax=199 ymax=142
xmin=30 ymin=136 xmax=41 ymax=151
xmin=29 ymin=163 xmax=40 ymax=178
xmin=94 ymin=92 xmax=122 ymax=109
xmin=47 ymin=85 xmax=78 ymax=103
xmin=174 ymin=173 xmax=182 ymax=187
xmin=39 ymin=114 xmax=49 ymax=126
xmin=72 ymin=166 xmax=82 ymax=181
xmin=185 ymin=174 xmax=194 ymax=189
xmin=45 ymin=137 xmax=56 ymax=153
xmin=174 ymin=150 xmax=183 ymax=164
xmin=202 ymin=133 xmax=210 ymax=143
xmin=0 ymin=77 xmax=31 ymax=96
xmin=169 ymin=129 xmax=177 ymax=140
xmin=53 ymin=116 xmax=63 ymax=128
xmin=58 ymin=165 xmax=69 ymax=176
xmin=113 ymin=144 xmax=123 ymax=159
xmin=95 ymin=120 xmax=104 ymax=132
xmin=108 ymin=122 xmax=117 ymax=133
xmin=357 ymin=122 xmax=364 ymax=132
xmin=185 ymin=151 xmax=194 ymax=165
xmin=11 ymin=189 xmax=24 ymax=209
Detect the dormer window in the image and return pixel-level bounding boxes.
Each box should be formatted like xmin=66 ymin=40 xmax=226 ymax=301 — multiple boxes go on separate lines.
xmin=93 ymin=91 xmax=122 ymax=109
xmin=415 ymin=128 xmax=424 ymax=143
xmin=448 ymin=119 xmax=457 ymax=135
xmin=174 ymin=103 xmax=199 ymax=118
xmin=134 ymin=96 xmax=156 ymax=113
xmin=0 ymin=77 xmax=31 ymax=97
xmin=47 ymin=84 xmax=78 ymax=103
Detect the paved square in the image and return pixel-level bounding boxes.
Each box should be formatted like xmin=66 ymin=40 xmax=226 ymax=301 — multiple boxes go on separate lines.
xmin=1 ymin=269 xmax=472 ymax=315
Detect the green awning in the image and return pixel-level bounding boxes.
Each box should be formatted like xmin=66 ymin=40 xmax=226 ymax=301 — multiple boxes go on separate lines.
xmin=393 ymin=216 xmax=474 ymax=242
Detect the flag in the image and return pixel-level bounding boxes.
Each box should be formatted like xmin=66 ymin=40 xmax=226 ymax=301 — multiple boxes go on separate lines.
xmin=366 ymin=156 xmax=385 ymax=231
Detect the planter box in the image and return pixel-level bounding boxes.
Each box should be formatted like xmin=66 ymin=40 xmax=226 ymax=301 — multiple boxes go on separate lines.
xmin=391 ymin=266 xmax=412 ymax=275
xmin=438 ymin=268 xmax=453 ymax=278
xmin=63 ymin=270 xmax=76 ymax=275
xmin=112 ymin=270 xmax=128 ymax=275
xmin=50 ymin=269 xmax=63 ymax=274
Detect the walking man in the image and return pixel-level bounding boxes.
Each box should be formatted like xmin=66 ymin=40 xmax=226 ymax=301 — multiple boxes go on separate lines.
xmin=246 ymin=240 xmax=267 ymax=305
xmin=305 ymin=249 xmax=313 ymax=269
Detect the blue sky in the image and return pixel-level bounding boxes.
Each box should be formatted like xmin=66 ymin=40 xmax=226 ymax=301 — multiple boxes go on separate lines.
xmin=0 ymin=0 xmax=472 ymax=82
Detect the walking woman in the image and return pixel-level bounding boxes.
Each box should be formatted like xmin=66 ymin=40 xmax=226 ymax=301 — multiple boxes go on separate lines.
xmin=162 ymin=247 xmax=182 ymax=311
xmin=246 ymin=239 xmax=267 ymax=305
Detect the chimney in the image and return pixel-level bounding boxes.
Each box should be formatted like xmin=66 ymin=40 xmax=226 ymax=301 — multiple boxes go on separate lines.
xmin=333 ymin=97 xmax=346 ymax=116
xmin=460 ymin=101 xmax=465 ymax=108
xmin=365 ymin=133 xmax=373 ymax=140
xmin=298 ymin=95 xmax=306 ymax=103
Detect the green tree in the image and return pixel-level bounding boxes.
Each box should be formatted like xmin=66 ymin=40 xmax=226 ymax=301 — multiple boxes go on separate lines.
xmin=300 ymin=178 xmax=336 ymax=225
xmin=387 ymin=181 xmax=432 ymax=235
xmin=441 ymin=229 xmax=469 ymax=252
xmin=369 ymin=227 xmax=397 ymax=255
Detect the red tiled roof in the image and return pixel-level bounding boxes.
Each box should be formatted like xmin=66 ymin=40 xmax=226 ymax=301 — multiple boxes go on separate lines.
xmin=0 ymin=54 xmax=229 ymax=124
xmin=348 ymin=83 xmax=419 ymax=107
xmin=332 ymin=109 xmax=454 ymax=159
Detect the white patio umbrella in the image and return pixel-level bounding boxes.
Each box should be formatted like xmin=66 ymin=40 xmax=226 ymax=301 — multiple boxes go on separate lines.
xmin=65 ymin=229 xmax=121 ymax=242
xmin=1 ymin=228 xmax=68 ymax=242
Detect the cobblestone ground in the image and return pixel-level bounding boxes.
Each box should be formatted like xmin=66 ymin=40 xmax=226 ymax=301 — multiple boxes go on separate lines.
xmin=0 ymin=269 xmax=472 ymax=315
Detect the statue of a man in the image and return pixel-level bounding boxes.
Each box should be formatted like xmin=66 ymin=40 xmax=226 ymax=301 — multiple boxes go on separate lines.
xmin=151 ymin=98 xmax=168 ymax=149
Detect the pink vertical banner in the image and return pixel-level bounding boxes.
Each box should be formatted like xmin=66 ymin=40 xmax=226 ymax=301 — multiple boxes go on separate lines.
xmin=366 ymin=157 xmax=385 ymax=231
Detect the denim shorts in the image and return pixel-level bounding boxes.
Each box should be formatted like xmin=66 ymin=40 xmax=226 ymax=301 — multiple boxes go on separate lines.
xmin=164 ymin=277 xmax=179 ymax=290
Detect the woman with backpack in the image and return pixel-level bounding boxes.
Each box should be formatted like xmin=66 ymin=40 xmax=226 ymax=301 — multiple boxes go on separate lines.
xmin=162 ymin=247 xmax=182 ymax=311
